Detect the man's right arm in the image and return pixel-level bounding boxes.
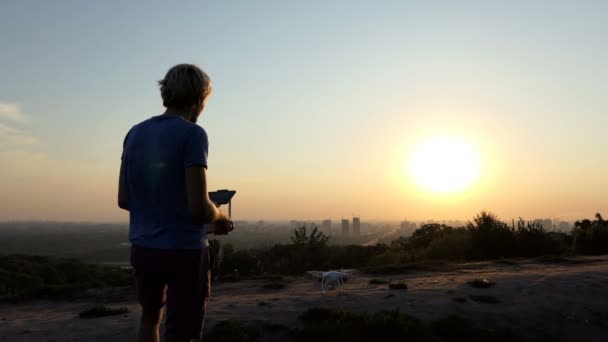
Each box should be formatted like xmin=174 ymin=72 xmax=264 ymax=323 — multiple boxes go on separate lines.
xmin=185 ymin=166 xmax=227 ymax=225
xmin=183 ymin=126 xmax=232 ymax=234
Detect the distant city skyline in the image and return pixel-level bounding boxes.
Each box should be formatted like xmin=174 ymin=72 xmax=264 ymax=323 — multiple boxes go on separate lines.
xmin=1 ymin=1 xmax=607 ymax=222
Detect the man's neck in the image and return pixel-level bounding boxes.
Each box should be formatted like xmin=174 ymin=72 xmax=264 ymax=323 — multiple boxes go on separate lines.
xmin=163 ymin=108 xmax=193 ymax=122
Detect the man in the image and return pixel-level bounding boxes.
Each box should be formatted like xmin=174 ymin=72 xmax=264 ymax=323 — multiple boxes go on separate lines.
xmin=118 ymin=64 xmax=231 ymax=342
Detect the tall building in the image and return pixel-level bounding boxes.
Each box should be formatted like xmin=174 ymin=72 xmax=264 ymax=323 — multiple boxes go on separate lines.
xmin=558 ymin=221 xmax=571 ymax=232
xmin=533 ymin=219 xmax=553 ymax=230
xmin=322 ymin=219 xmax=332 ymax=234
xmin=352 ymin=216 xmax=361 ymax=235
xmin=341 ymin=219 xmax=350 ymax=236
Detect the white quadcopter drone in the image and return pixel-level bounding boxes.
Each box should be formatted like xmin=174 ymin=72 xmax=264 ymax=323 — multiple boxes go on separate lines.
xmin=307 ymin=269 xmax=354 ymax=293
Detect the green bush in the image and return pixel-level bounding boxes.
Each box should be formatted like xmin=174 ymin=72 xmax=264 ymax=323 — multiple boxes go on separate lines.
xmin=366 ymin=250 xmax=403 ymax=266
xmin=257 ymin=242 xmax=389 ymax=276
xmin=216 ymin=211 xmax=599 ymax=276
xmin=0 ymin=254 xmax=131 ymax=300
xmin=466 ymin=211 xmax=516 ymax=260
xmin=513 ymin=219 xmax=565 ymax=257
xmin=220 ymin=249 xmax=261 ymax=277
xmin=424 ymin=227 xmax=470 ymax=260
xmin=409 ymin=224 xmax=451 ymax=249
xmin=572 ymin=214 xmax=608 ymax=254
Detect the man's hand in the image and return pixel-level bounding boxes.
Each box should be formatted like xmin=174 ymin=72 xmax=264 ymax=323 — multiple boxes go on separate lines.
xmin=214 ymin=215 xmax=234 ymax=235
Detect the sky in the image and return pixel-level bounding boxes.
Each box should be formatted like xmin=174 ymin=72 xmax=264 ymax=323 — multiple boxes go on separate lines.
xmin=0 ymin=0 xmax=607 ymax=222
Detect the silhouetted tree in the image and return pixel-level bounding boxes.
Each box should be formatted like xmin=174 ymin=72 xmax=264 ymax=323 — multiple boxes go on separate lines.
xmin=291 ymin=226 xmax=329 ymax=247
xmin=573 ymin=213 xmax=608 ymax=254
xmin=409 ymin=224 xmax=452 ymax=249
xmin=466 ymin=211 xmax=514 ymax=259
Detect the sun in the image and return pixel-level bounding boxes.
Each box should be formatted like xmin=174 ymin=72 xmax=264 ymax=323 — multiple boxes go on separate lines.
xmin=408 ymin=136 xmax=481 ymax=193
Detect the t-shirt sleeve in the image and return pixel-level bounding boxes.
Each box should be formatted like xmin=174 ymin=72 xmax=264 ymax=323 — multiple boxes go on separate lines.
xmin=183 ymin=125 xmax=209 ymax=168
xmin=120 ymin=128 xmax=133 ymax=161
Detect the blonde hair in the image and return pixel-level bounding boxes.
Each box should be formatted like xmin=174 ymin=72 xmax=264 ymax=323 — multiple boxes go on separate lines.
xmin=158 ymin=64 xmax=212 ymax=108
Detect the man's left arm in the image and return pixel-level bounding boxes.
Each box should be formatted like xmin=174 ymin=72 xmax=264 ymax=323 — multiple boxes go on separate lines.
xmin=118 ymin=160 xmax=129 ymax=211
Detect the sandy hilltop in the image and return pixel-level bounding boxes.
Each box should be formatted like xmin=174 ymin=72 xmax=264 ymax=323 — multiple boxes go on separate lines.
xmin=1 ymin=256 xmax=608 ymax=342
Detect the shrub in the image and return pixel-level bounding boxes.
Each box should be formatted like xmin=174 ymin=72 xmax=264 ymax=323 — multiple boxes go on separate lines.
xmin=391 ymin=211 xmax=576 ymax=263
xmin=467 ymin=279 xmax=495 ymax=288
xmin=256 ymin=243 xmax=388 ymax=276
xmin=424 ymin=227 xmax=470 ymax=260
xmin=514 ymin=219 xmax=566 ymax=257
xmin=572 ymin=214 xmax=608 ymax=254
xmin=0 ymin=255 xmax=131 ymax=300
xmin=220 ymin=250 xmax=262 ymax=277
xmin=388 ymin=280 xmax=408 ymax=290
xmin=366 ymin=250 xmax=403 ymax=266
xmin=409 ymin=224 xmax=452 ymax=249
xmin=467 ymin=211 xmax=515 ymax=260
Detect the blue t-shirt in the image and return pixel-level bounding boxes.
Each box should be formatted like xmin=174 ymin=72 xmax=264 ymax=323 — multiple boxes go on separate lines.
xmin=121 ymin=114 xmax=208 ymax=250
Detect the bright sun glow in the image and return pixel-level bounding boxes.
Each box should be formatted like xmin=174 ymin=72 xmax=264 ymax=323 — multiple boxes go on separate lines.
xmin=409 ymin=136 xmax=481 ymax=193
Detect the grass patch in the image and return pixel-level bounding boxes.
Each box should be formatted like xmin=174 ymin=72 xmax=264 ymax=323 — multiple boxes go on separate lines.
xmin=469 ymin=295 xmax=500 ymax=304
xmin=388 ymin=280 xmax=408 ymax=290
xmin=79 ymin=305 xmax=129 ymax=319
xmin=369 ymin=278 xmax=390 ymax=285
xmin=296 ymin=307 xmax=430 ymax=341
xmin=294 ymin=308 xmax=547 ymax=342
xmin=431 ymin=315 xmax=525 ymax=342
xmin=467 ymin=278 xmax=495 ymax=288
xmin=206 ymin=319 xmax=259 ymax=342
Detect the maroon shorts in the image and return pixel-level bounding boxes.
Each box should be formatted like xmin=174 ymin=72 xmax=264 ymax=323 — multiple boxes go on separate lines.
xmin=130 ymin=245 xmax=211 ymax=341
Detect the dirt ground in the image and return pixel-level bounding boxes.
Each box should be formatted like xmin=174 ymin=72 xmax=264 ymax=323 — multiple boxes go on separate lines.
xmin=2 ymin=256 xmax=608 ymax=341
